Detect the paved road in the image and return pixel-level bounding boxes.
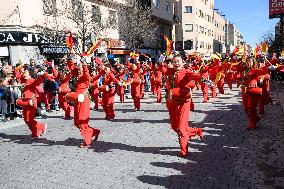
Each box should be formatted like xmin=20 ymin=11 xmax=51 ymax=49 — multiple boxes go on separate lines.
xmin=0 ymin=85 xmax=283 ymax=189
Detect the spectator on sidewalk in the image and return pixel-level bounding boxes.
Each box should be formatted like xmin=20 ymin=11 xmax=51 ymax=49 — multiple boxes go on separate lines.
xmin=0 ymin=77 xmax=10 ymax=122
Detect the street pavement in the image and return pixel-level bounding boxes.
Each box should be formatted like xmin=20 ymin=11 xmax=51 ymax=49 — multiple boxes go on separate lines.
xmin=0 ymin=85 xmax=283 ymax=189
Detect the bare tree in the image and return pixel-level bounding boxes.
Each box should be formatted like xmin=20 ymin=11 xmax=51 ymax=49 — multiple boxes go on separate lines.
xmin=117 ymin=1 xmax=158 ymax=50
xmin=259 ymin=29 xmax=281 ymax=54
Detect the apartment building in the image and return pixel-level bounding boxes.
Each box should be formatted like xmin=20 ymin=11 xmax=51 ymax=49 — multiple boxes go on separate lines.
xmin=174 ymin=0 xmax=217 ymax=54
xmin=135 ymin=0 xmax=174 ymax=56
xmin=212 ymin=10 xmax=227 ymax=54
xmin=0 ymin=0 xmax=129 ymax=65
xmin=227 ymin=23 xmax=244 ymax=53
xmin=0 ymin=0 xmax=175 ymax=65
xmin=174 ymin=0 xmax=245 ymax=55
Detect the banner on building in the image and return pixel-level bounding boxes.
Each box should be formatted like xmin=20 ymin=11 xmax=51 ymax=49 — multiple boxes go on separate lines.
xmin=269 ymin=0 xmax=284 ymax=19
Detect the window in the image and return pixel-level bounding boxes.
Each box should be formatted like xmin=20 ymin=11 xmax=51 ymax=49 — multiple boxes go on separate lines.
xmin=166 ymin=1 xmax=170 ymax=13
xmin=92 ymin=5 xmax=101 ymax=24
xmin=184 ymin=40 xmax=193 ymax=50
xmin=42 ymin=0 xmax=57 ymax=16
xmin=184 ymin=6 xmax=192 ymax=13
xmin=72 ymin=0 xmax=83 ymax=20
xmin=109 ymin=10 xmax=117 ymax=28
xmin=154 ymin=0 xmax=160 ymax=9
xmin=185 ymin=24 xmax=193 ymax=32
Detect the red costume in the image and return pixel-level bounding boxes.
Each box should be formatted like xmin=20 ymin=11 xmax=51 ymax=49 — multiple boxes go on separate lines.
xmin=100 ymin=69 xmax=121 ymax=120
xmin=116 ymin=67 xmax=126 ymax=103
xmin=242 ymin=64 xmax=268 ymax=129
xmin=68 ymin=60 xmax=100 ymax=147
xmin=90 ymin=71 xmax=101 ymax=109
xmin=127 ymin=62 xmax=141 ymax=110
xmin=21 ymin=74 xmax=48 ymax=138
xmin=58 ymin=71 xmax=72 ymax=119
xmin=166 ymin=67 xmax=203 ymax=156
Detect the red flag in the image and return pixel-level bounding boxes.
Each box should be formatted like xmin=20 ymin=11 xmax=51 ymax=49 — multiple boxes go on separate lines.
xmin=232 ymin=47 xmax=239 ymax=56
xmin=163 ymin=35 xmax=173 ymax=56
xmin=66 ymin=31 xmax=73 ymax=53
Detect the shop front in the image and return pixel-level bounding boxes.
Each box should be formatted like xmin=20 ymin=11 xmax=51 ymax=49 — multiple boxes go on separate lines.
xmin=107 ymin=39 xmax=130 ymax=63
xmin=0 ymin=30 xmax=69 ymax=66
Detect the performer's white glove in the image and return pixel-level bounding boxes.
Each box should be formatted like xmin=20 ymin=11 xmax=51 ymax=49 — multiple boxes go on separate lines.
xmin=268 ymin=65 xmax=277 ymax=71
xmin=37 ymin=71 xmax=45 ymax=76
xmin=159 ymin=54 xmax=166 ymax=63
xmin=205 ymin=80 xmax=214 ymax=88
xmin=118 ymin=81 xmax=123 ymax=86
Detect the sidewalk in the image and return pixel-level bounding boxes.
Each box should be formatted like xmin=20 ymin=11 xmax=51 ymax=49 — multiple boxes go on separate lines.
xmin=272 ymin=79 xmax=284 ymax=115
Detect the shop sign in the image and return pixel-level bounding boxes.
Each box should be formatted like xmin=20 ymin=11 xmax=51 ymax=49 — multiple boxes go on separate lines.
xmin=42 ymin=46 xmax=70 ymax=54
xmin=270 ymin=0 xmax=284 ymax=18
xmin=0 ymin=31 xmax=66 ymax=45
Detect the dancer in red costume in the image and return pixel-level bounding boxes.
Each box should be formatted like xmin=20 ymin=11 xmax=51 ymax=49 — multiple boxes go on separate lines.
xmin=116 ymin=64 xmax=127 ymax=103
xmin=67 ymin=58 xmax=100 ymax=148
xmin=166 ymin=55 xmax=204 ymax=157
xmin=98 ymin=60 xmax=122 ymax=120
xmin=242 ymin=58 xmax=270 ymax=130
xmin=90 ymin=68 xmax=101 ymax=109
xmin=154 ymin=63 xmax=164 ymax=103
xmin=57 ymin=69 xmax=72 ymax=119
xmin=126 ymin=60 xmax=141 ymax=110
xmin=19 ymin=68 xmax=51 ymax=138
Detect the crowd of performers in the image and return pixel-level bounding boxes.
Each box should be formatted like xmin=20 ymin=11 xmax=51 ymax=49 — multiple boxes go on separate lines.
xmin=13 ymin=50 xmax=284 ymax=157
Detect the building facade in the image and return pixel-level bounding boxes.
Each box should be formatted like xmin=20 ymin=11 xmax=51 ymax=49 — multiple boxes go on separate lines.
xmin=0 ymin=0 xmax=128 ymax=65
xmin=227 ymin=23 xmax=244 ymax=53
xmin=0 ymin=0 xmax=175 ymax=65
xmin=173 ymin=0 xmax=244 ymax=55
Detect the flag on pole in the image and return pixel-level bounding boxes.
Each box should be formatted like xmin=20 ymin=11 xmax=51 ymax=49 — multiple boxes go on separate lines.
xmin=66 ymin=31 xmax=73 ymax=53
xmin=163 ymin=35 xmax=173 ymax=56
xmin=261 ymin=42 xmax=268 ymax=54
xmin=82 ymin=39 xmax=103 ymax=57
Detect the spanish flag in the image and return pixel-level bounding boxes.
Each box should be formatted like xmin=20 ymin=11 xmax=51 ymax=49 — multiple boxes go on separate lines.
xmin=66 ymin=31 xmax=73 ymax=53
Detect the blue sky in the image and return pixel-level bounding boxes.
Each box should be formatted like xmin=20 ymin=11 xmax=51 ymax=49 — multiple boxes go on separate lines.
xmin=214 ymin=0 xmax=279 ymax=46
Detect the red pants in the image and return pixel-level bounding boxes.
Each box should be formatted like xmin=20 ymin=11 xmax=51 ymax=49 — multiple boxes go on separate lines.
xmin=155 ymin=85 xmax=162 ymax=103
xmin=210 ymin=85 xmax=217 ymax=98
xmin=90 ymin=89 xmax=99 ymax=109
xmin=131 ymin=83 xmax=141 ymax=110
xmin=140 ymin=82 xmax=145 ymax=98
xmin=242 ymin=89 xmax=249 ymax=113
xmin=74 ymin=94 xmax=99 ymax=145
xmin=247 ymin=95 xmax=260 ymax=129
xmin=259 ymin=81 xmax=271 ymax=114
xmin=58 ymin=93 xmax=72 ymax=118
xmin=226 ymin=78 xmax=233 ymax=90
xmin=117 ymin=86 xmax=125 ymax=103
xmin=43 ymin=91 xmax=56 ymax=111
xmin=217 ymin=77 xmax=225 ymax=94
xmin=150 ymin=79 xmax=156 ymax=94
xmin=102 ymin=88 xmax=116 ymax=119
xmin=201 ymin=83 xmax=208 ymax=102
xmin=23 ymin=105 xmax=45 ymax=138
xmin=169 ymin=99 xmax=201 ymax=156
